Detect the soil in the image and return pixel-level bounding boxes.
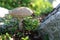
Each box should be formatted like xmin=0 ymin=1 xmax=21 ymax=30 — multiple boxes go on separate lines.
xmin=12 ymin=30 xmax=43 ymax=40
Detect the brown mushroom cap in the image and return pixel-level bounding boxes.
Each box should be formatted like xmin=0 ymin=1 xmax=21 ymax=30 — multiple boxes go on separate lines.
xmin=9 ymin=7 xmax=33 ymax=18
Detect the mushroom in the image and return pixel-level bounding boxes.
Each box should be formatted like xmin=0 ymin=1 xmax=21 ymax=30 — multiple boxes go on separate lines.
xmin=9 ymin=7 xmax=33 ymax=30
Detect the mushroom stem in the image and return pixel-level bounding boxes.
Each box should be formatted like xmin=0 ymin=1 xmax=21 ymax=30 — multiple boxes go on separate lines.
xmin=18 ymin=18 xmax=24 ymax=31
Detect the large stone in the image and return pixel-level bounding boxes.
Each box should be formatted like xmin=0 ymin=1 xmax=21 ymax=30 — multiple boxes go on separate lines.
xmin=52 ymin=0 xmax=60 ymax=8
xmin=0 ymin=7 xmax=9 ymax=17
xmin=48 ymin=0 xmax=60 ymax=8
xmin=38 ymin=4 xmax=60 ymax=40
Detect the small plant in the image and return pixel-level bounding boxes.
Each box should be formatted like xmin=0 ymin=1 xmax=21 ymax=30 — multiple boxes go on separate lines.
xmin=16 ymin=32 xmax=23 ymax=37
xmin=23 ymin=17 xmax=40 ymax=31
xmin=4 ymin=14 xmax=19 ymax=27
xmin=0 ymin=33 xmax=11 ymax=40
xmin=21 ymin=36 xmax=30 ymax=40
xmin=0 ymin=14 xmax=19 ymax=35
xmin=5 ymin=33 xmax=11 ymax=40
xmin=43 ymin=33 xmax=49 ymax=40
xmin=2 ymin=35 xmax=6 ymax=40
xmin=0 ymin=36 xmax=2 ymax=40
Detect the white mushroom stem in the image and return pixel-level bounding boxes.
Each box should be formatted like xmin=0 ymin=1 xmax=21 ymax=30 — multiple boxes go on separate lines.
xmin=19 ymin=19 xmax=23 ymax=30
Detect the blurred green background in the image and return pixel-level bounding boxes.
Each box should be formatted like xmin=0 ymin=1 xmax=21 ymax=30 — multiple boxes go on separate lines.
xmin=0 ymin=0 xmax=53 ymax=16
